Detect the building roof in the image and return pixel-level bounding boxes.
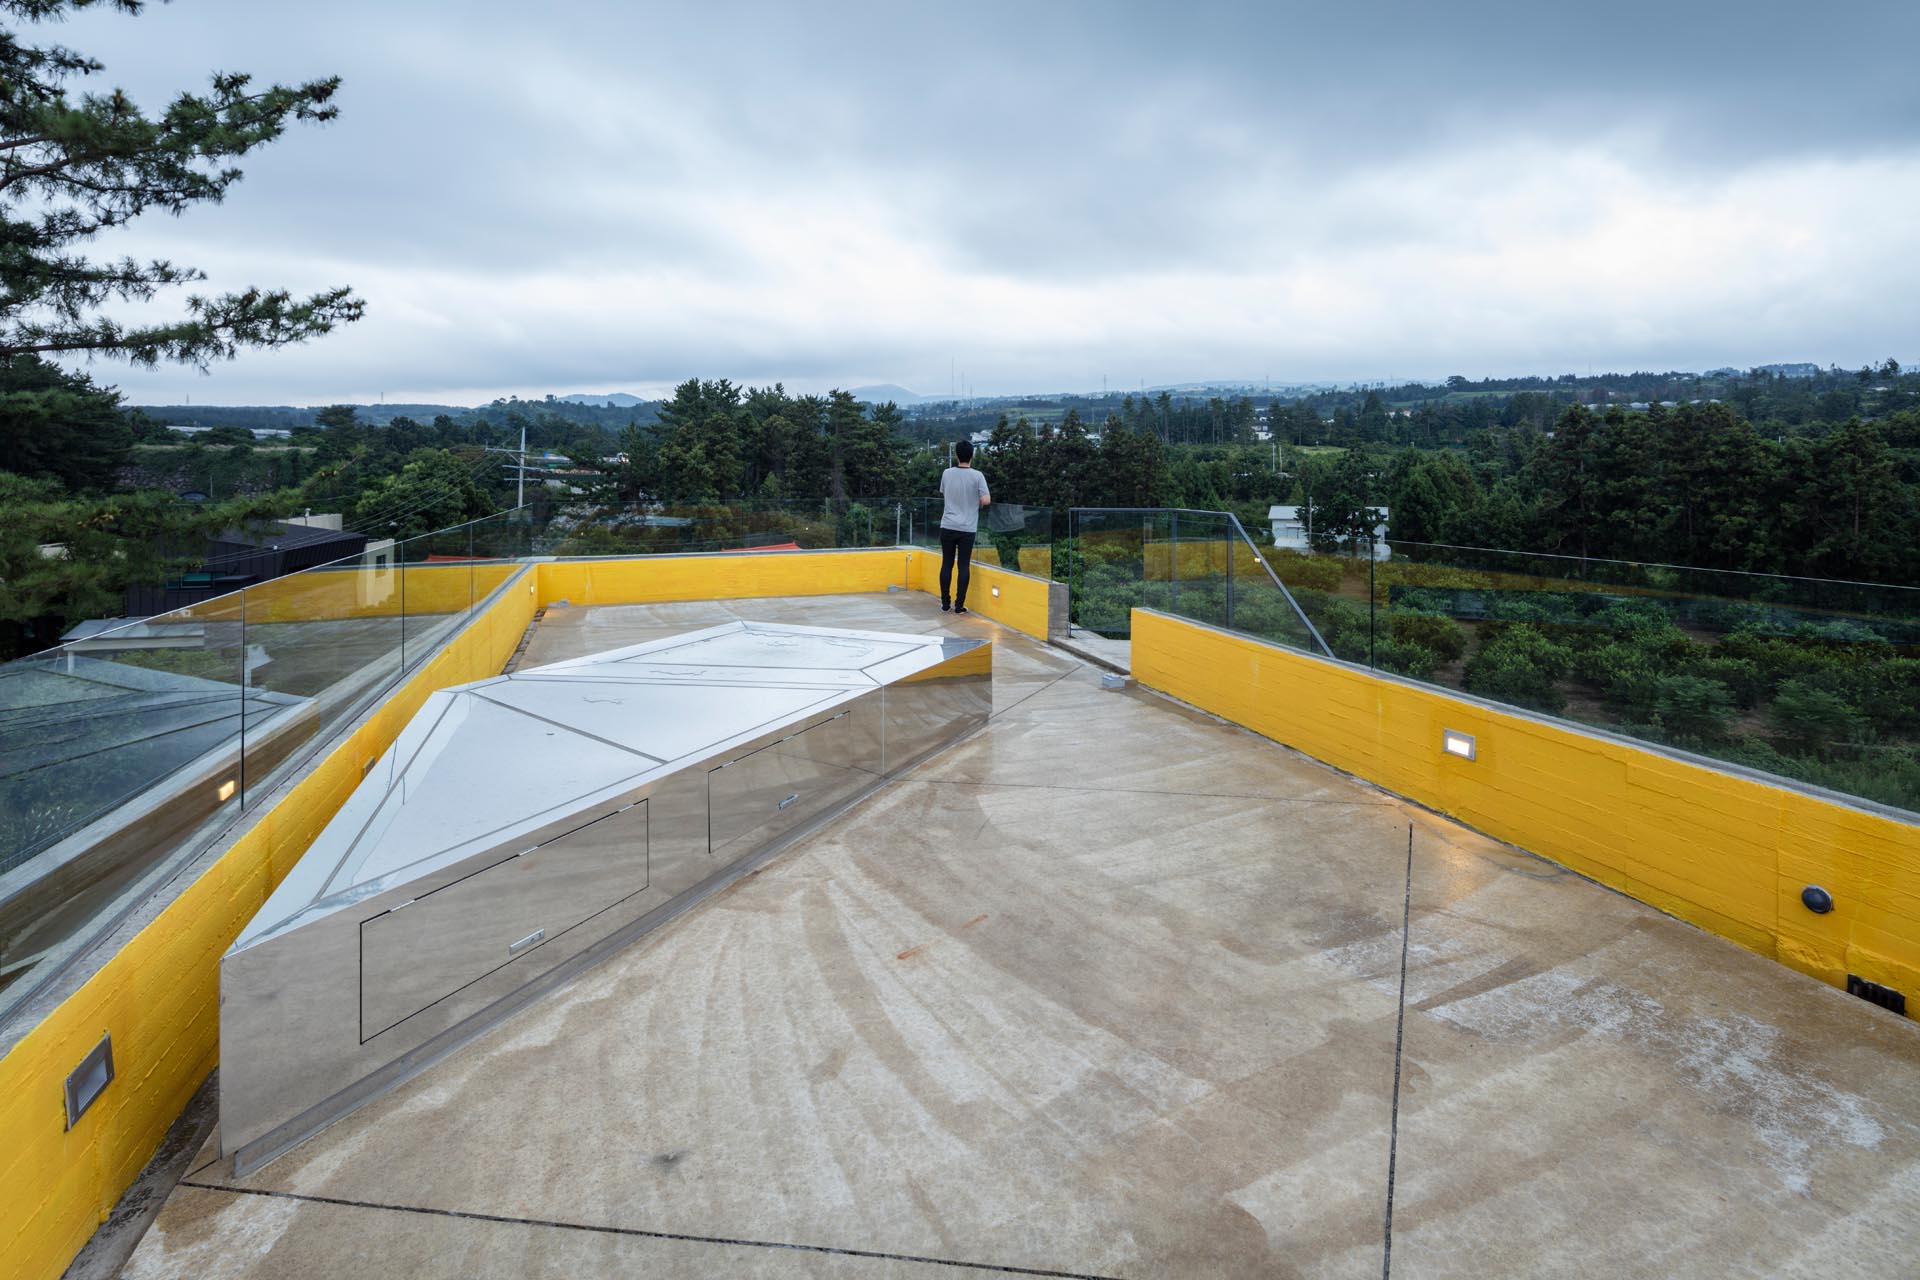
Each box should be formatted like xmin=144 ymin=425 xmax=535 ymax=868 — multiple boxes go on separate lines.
xmin=211 ymin=522 xmax=367 ymax=553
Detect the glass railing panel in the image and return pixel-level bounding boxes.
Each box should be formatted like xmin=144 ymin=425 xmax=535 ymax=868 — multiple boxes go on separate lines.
xmin=904 ymin=498 xmax=1052 ymax=576
xmin=1244 ymin=543 xmax=1376 ymax=664
xmin=418 ymin=522 xmax=482 ymax=624
xmin=0 ymin=593 xmax=248 ymax=1021
xmin=1222 ymin=528 xmax=1320 ymax=654
xmin=468 ymin=510 xmax=525 ymax=598
xmin=238 ymin=539 xmax=406 ymax=807
xmin=532 ymin=497 xmax=1049 ymax=563
xmin=1066 ymin=509 xmax=1166 ymax=638
xmin=1380 ymin=541 xmax=1920 ymax=813
xmin=398 ymin=532 xmax=466 ymax=672
xmin=1160 ymin=511 xmax=1233 ymax=630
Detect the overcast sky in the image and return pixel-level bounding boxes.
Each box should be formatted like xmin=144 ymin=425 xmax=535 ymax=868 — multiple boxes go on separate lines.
xmin=30 ymin=0 xmax=1920 ymax=405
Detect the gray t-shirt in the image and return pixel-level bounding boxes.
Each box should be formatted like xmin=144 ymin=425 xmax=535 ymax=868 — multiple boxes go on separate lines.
xmin=938 ymin=466 xmax=990 ymax=533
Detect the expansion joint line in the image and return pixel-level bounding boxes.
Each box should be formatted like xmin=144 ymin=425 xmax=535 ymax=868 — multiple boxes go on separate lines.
xmin=1382 ymin=822 xmax=1413 ymax=1277
xmin=176 ymin=1182 xmax=1127 ymax=1279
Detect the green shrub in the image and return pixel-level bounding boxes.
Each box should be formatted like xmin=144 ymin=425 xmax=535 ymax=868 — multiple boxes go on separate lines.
xmin=1463 ymin=624 xmax=1572 ymax=713
xmin=1389 ymin=611 xmax=1467 ymax=662
xmin=1687 ymin=656 xmax=1768 ymax=709
xmin=1261 ymin=548 xmax=1346 ymax=593
xmin=1576 ymin=641 xmax=1661 ymax=709
xmin=1588 ymin=597 xmax=1678 ymax=636
xmin=1372 ymin=637 xmax=1440 ymax=683
xmin=1648 ymin=674 xmax=1736 ymax=741
xmin=1769 ymin=679 xmax=1867 ymax=755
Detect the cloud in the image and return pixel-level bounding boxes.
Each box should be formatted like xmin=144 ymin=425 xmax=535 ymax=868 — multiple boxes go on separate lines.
xmin=24 ymin=0 xmax=1920 ymax=403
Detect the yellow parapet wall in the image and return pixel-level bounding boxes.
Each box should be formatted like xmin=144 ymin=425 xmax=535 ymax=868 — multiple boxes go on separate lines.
xmin=0 ymin=569 xmax=539 ymax=1280
xmin=537 ymin=547 xmax=913 ymax=608
xmin=240 ymin=559 xmax=518 ymax=624
xmin=1130 ymin=608 xmax=1920 ymax=1001
xmin=536 ymin=548 xmax=1057 ymax=643
xmin=902 ymin=548 xmax=1053 ymax=639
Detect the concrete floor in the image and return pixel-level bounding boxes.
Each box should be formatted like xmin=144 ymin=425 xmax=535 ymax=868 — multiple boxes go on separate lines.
xmin=122 ymin=593 xmax=1920 ymax=1279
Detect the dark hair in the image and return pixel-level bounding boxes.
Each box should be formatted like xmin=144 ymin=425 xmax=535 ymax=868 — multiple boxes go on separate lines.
xmin=954 ymin=439 xmax=974 ymax=462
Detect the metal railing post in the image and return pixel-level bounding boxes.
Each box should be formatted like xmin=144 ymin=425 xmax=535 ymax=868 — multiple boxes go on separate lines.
xmin=1068 ymin=509 xmax=1078 ymax=635
xmin=1169 ymin=511 xmax=1179 ymax=614
xmin=1226 ymin=520 xmax=1235 ymax=631
xmin=1225 ymin=511 xmax=1333 ymax=658
xmin=238 ymin=586 xmax=247 ymax=807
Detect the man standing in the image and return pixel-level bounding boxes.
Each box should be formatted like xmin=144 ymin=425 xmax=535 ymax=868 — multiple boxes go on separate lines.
xmin=937 ymin=440 xmax=991 ymax=613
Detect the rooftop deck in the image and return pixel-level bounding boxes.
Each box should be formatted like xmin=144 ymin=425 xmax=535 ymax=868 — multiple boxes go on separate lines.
xmin=122 ymin=593 xmax=1920 ymax=1278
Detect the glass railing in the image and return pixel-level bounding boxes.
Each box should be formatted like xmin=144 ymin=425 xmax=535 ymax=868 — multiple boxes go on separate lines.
xmin=0 ymin=494 xmax=1050 ymax=1027
xmin=1058 ymin=508 xmax=1323 ymax=652
xmin=0 ymin=507 xmax=538 ymax=1027
xmin=1061 ymin=508 xmax=1920 ymax=815
xmin=1368 ymin=541 xmax=1920 ymax=813
xmin=900 ymin=498 xmax=1055 ymax=578
xmin=537 ymin=497 xmax=1057 ymax=573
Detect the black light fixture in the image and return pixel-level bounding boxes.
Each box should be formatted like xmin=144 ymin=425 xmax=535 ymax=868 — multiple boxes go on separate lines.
xmin=1801 ymin=885 xmax=1835 ymax=914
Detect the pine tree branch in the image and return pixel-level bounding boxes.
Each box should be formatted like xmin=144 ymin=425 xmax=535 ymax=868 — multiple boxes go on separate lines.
xmin=1 ymin=285 xmax=364 ymax=365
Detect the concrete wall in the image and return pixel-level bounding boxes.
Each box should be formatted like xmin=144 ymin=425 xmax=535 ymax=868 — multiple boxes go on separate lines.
xmin=1130 ymin=608 xmax=1920 ymax=1002
xmin=0 ymin=569 xmax=539 ymax=1280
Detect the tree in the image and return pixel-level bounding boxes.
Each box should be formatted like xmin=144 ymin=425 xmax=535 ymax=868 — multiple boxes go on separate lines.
xmin=1528 ymin=405 xmax=1602 ymax=560
xmin=312 ymin=403 xmax=363 ymax=466
xmin=0 ymin=352 xmax=130 ymax=488
xmin=1095 ymin=419 xmax=1171 ymax=508
xmin=1303 ymin=447 xmax=1375 ymax=553
xmin=0 ymin=471 xmax=289 ymax=658
xmin=1038 ymin=408 xmax=1097 ymax=509
xmin=350 ymin=449 xmax=492 ymax=539
xmin=1 ymin=0 xmax=363 ymax=365
xmin=652 ymin=378 xmax=745 ymax=501
xmin=1781 ymin=420 xmax=1911 ymax=580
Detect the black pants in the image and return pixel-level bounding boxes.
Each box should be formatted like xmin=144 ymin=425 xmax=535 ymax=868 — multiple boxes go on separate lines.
xmin=938 ymin=528 xmax=976 ymax=607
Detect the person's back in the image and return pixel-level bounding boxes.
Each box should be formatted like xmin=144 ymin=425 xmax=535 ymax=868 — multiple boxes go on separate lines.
xmin=939 ymin=463 xmax=990 ymax=534
xmin=935 ymin=442 xmax=989 ymax=612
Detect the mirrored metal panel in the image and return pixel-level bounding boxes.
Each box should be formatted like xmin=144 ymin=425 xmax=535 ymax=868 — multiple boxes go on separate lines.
xmin=220 ymin=621 xmax=990 ymax=1172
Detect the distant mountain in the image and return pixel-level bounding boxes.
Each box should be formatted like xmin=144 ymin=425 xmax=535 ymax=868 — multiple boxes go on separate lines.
xmin=847 ymin=384 xmax=925 ymax=404
xmin=556 ymin=392 xmax=649 ymax=407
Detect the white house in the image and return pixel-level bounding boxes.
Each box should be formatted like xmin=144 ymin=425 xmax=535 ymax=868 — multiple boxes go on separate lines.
xmin=1267 ymin=504 xmax=1392 ymax=560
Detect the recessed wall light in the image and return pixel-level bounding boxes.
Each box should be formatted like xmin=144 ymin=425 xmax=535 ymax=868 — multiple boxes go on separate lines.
xmin=1442 ymin=729 xmax=1476 ymax=760
xmin=64 ymin=1033 xmax=114 ymax=1129
xmin=991 ymin=585 xmax=1001 ymax=598
xmin=217 ymin=778 xmax=237 ymax=801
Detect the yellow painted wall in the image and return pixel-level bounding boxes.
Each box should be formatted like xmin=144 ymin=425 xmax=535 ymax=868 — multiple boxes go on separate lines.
xmin=1018 ymin=545 xmax=1053 ymax=580
xmin=536 ymin=548 xmax=1057 ymax=643
xmin=537 ymin=548 xmax=913 ymax=608
xmin=1130 ymin=609 xmax=1920 ymax=1000
xmin=902 ymin=549 xmax=1053 ymax=640
xmin=0 ymin=570 xmax=538 ymax=1280
xmin=241 ymin=560 xmax=514 ymax=624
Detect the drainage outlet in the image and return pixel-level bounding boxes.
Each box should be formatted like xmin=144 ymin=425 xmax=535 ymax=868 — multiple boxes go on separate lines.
xmin=1847 ymin=975 xmax=1908 ymax=1017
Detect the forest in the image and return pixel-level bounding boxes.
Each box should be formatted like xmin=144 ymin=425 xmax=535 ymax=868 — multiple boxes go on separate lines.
xmin=7 ymin=359 xmax=1920 ymax=808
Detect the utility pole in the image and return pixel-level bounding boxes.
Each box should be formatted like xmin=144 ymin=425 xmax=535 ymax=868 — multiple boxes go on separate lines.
xmin=482 ymin=421 xmax=532 ymax=508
